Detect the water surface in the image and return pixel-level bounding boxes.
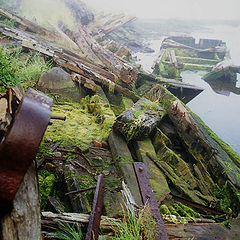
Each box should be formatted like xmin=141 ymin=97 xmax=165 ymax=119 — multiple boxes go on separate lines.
xmin=135 ymin=24 xmax=240 ymax=154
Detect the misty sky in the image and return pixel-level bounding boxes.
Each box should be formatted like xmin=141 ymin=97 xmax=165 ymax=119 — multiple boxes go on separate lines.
xmin=85 ymin=0 xmax=240 ymax=20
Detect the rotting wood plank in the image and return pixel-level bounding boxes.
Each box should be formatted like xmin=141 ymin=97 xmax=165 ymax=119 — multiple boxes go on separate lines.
xmin=41 ymin=212 xmax=118 ymax=231
xmin=133 ymin=162 xmax=168 ymax=240
xmin=86 ymin=174 xmax=105 ymax=240
xmin=1 ymin=163 xmax=41 ymax=240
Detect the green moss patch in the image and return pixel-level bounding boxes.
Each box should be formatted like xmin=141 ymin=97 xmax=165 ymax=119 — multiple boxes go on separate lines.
xmin=38 ymin=169 xmax=55 ymax=209
xmin=45 ymin=95 xmax=115 ymax=151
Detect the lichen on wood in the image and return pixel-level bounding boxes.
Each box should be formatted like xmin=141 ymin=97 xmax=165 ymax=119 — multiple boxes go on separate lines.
xmin=113 ymin=97 xmax=165 ymax=142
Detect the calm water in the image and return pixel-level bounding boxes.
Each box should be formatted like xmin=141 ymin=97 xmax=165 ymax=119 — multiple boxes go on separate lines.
xmin=183 ymin=25 xmax=240 ymax=154
xmin=134 ymin=37 xmax=166 ymax=73
xmin=136 ymin=24 xmax=240 ymax=154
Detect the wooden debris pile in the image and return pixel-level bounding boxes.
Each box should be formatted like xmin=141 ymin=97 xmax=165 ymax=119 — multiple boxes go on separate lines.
xmin=0 ymin=3 xmax=240 ymax=240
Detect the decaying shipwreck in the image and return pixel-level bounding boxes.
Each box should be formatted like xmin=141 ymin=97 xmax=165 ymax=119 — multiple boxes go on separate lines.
xmin=152 ymin=33 xmax=240 ymax=97
xmin=0 ymin=2 xmax=240 ymax=240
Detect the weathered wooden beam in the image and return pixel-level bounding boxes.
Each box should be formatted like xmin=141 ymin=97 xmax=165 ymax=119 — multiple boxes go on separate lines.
xmin=1 ymin=163 xmax=41 ymax=240
xmin=168 ymin=100 xmax=240 ymax=193
xmin=41 ymin=211 xmax=118 ymax=231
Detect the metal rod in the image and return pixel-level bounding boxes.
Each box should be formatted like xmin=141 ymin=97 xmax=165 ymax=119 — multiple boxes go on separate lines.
xmin=133 ymin=162 xmax=169 ymax=240
xmin=65 ymin=186 xmax=96 ymax=195
xmin=86 ymin=174 xmax=105 ymax=240
xmin=50 ymin=115 xmax=66 ymax=121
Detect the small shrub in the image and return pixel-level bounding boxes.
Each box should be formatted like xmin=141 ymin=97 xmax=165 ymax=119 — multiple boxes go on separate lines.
xmin=0 ymin=18 xmax=16 ymax=27
xmin=19 ymin=52 xmax=52 ymax=89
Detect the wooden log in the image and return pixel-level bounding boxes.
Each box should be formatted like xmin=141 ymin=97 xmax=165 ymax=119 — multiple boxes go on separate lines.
xmin=0 ymin=7 xmax=56 ymax=38
xmin=41 ymin=211 xmax=118 ymax=231
xmin=165 ymin=222 xmax=240 ymax=239
xmin=41 ymin=212 xmax=240 ymax=239
xmin=168 ymin=100 xmax=240 ymax=207
xmin=0 ymin=163 xmax=41 ymax=240
xmin=55 ymin=56 xmax=139 ymax=102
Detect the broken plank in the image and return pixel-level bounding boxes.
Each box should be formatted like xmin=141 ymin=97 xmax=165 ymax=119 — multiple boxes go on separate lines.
xmin=134 ymin=138 xmax=170 ymax=200
xmin=1 ymin=163 xmax=41 ymax=240
xmin=108 ymin=130 xmax=142 ymax=206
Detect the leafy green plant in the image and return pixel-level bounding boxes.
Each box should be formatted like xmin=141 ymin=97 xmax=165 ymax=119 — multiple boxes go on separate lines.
xmin=53 ymin=222 xmax=83 ymax=240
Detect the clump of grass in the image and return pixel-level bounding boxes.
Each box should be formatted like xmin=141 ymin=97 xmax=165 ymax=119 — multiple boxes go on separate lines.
xmin=0 ymin=18 xmax=16 ymax=27
xmin=52 ymin=222 xmax=83 ymax=240
xmin=0 ymin=47 xmax=52 ymax=91
xmin=112 ymin=206 xmax=157 ymax=240
xmin=0 ymin=47 xmax=21 ymax=91
xmin=18 ymin=52 xmax=52 ymax=89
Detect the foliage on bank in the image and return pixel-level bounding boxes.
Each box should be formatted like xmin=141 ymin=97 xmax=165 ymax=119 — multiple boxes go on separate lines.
xmin=0 ymin=47 xmax=51 ymax=91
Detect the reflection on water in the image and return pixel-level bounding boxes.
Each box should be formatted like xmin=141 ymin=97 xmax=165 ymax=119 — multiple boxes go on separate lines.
xmin=204 ymin=77 xmax=240 ymax=96
xmin=182 ymin=70 xmax=240 ymax=154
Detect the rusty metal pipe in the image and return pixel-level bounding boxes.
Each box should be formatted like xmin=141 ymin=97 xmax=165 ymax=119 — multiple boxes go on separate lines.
xmin=51 ymin=115 xmax=66 ymax=121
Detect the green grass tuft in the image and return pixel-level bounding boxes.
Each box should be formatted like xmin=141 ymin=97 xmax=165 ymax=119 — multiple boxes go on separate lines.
xmin=112 ymin=207 xmax=157 ymax=240
xmin=0 ymin=47 xmax=52 ymax=91
xmin=53 ymin=222 xmax=83 ymax=240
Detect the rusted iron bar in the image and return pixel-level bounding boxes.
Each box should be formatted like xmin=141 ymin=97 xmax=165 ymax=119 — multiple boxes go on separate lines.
xmin=133 ymin=162 xmax=168 ymax=240
xmin=51 ymin=115 xmax=66 ymax=121
xmin=65 ymin=186 xmax=96 ymax=195
xmin=0 ymin=88 xmax=52 ymax=209
xmin=171 ymin=194 xmax=226 ymax=216
xmin=45 ymin=156 xmax=66 ymax=161
xmin=86 ymin=174 xmax=105 ymax=240
xmin=158 ymin=192 xmax=171 ymax=207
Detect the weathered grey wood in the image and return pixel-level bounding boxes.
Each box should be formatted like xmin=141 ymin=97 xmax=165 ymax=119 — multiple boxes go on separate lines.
xmin=165 ymin=223 xmax=240 ymax=240
xmin=168 ymin=100 xmax=240 ymax=202
xmin=108 ymin=131 xmax=142 ymax=206
xmin=1 ymin=163 xmax=41 ymax=240
xmin=63 ymin=164 xmax=91 ymax=213
xmin=0 ymin=7 xmax=56 ymax=38
xmin=41 ymin=211 xmax=118 ymax=231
